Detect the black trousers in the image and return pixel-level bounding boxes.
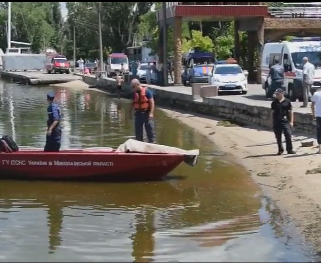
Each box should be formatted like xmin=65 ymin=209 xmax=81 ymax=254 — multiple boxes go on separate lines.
xmin=44 ymin=135 xmax=61 ymax=152
xmin=316 ymin=117 xmax=321 ymax=144
xmin=273 ymin=121 xmax=293 ymax=152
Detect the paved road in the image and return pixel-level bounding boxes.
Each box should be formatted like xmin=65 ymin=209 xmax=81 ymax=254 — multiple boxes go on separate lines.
xmin=148 ymin=83 xmax=312 ymax=114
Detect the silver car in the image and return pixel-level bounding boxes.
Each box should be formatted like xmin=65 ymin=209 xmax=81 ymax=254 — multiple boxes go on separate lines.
xmin=137 ymin=63 xmax=151 ymax=83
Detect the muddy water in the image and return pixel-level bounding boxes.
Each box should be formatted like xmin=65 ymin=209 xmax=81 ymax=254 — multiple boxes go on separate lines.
xmin=0 ymin=81 xmax=313 ymax=261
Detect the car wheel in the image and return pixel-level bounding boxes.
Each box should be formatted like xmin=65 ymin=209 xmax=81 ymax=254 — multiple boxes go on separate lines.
xmin=47 ymin=70 xmax=51 ymax=74
xmin=242 ymin=90 xmax=248 ymax=95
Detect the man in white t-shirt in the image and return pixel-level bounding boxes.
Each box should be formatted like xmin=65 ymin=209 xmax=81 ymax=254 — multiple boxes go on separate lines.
xmin=77 ymin=58 xmax=84 ymax=74
xmin=311 ymin=88 xmax=321 ymax=153
xmin=302 ymin=57 xmax=315 ymax=107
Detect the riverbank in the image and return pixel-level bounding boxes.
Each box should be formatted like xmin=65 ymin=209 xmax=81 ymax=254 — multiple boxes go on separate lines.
xmin=160 ymin=107 xmax=321 ymax=254
xmin=58 ymin=77 xmax=321 ymax=254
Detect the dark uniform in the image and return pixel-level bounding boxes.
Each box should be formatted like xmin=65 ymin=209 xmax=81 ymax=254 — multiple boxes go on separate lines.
xmin=44 ymin=92 xmax=61 ymax=152
xmin=271 ymin=93 xmax=294 ymax=154
xmin=269 ymin=63 xmax=285 ymax=92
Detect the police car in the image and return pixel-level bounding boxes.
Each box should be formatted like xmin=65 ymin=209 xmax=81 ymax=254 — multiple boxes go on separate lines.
xmin=208 ymin=61 xmax=248 ymax=94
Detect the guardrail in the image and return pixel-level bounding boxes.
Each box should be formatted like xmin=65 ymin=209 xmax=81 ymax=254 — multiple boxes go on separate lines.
xmin=268 ymin=3 xmax=321 ymax=18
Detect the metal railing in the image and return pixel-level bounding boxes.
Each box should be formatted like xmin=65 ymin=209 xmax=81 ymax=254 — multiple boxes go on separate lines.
xmin=268 ymin=2 xmax=321 ymax=18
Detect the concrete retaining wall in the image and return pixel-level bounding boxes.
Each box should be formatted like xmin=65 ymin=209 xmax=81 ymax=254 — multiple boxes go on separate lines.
xmin=82 ymin=76 xmax=316 ymax=133
xmin=2 ymin=54 xmax=46 ymax=71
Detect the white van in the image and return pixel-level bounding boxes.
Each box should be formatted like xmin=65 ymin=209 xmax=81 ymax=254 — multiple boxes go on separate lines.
xmin=261 ymin=37 xmax=321 ymax=101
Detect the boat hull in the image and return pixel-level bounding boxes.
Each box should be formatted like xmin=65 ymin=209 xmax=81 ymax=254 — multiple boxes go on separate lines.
xmin=0 ymin=150 xmax=185 ymax=181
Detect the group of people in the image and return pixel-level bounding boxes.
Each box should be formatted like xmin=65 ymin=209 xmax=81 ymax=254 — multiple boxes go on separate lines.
xmin=132 ymin=59 xmax=173 ymax=85
xmin=77 ymin=58 xmax=99 ymax=74
xmin=44 ymin=78 xmax=156 ymax=152
xmin=269 ymin=56 xmax=321 ymax=154
xmin=44 ymin=54 xmax=321 ymax=155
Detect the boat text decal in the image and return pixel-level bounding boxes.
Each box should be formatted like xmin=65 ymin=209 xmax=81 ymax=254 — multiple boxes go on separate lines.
xmin=1 ymin=160 xmax=114 ymax=167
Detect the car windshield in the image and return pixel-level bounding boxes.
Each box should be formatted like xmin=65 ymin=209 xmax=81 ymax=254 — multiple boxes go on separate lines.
xmin=54 ymin=58 xmax=67 ymax=63
xmin=193 ymin=57 xmax=215 ymax=65
xmin=291 ymin=52 xmax=321 ymax=69
xmin=110 ymin=57 xmax=128 ymax=64
xmin=215 ymin=66 xmax=242 ymax=74
xmin=139 ymin=65 xmax=149 ymax=70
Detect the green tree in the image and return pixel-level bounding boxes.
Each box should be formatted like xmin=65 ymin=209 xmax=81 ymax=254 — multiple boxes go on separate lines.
xmin=183 ymin=30 xmax=214 ymax=52
xmin=64 ymin=2 xmax=154 ymax=59
xmin=0 ymin=2 xmax=62 ymax=52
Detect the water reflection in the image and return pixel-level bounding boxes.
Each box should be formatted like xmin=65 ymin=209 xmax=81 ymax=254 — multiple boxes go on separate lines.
xmin=0 ymin=81 xmax=313 ymax=261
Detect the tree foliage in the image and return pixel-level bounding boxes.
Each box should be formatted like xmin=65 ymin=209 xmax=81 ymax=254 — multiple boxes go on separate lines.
xmin=137 ymin=6 xmax=214 ymax=56
xmin=64 ymin=2 xmax=153 ymax=59
xmin=0 ymin=1 xmax=295 ymax=67
xmin=183 ymin=30 xmax=214 ymax=52
xmin=0 ymin=2 xmax=63 ymax=53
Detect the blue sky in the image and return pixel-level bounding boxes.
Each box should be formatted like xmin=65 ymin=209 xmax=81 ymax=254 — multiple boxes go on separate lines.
xmin=60 ymin=2 xmax=68 ymax=19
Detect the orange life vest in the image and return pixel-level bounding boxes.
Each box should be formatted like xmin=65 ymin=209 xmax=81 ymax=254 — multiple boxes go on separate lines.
xmin=133 ymin=87 xmax=150 ymax=110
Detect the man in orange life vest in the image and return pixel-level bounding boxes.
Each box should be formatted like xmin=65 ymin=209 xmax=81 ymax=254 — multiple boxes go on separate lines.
xmin=130 ymin=79 xmax=156 ymax=143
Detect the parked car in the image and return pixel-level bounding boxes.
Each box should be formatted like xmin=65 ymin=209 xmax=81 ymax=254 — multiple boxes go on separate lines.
xmin=46 ymin=55 xmax=70 ymax=74
xmin=208 ymin=63 xmax=248 ymax=94
xmin=137 ymin=63 xmax=151 ymax=83
xmin=85 ymin=62 xmax=96 ymax=74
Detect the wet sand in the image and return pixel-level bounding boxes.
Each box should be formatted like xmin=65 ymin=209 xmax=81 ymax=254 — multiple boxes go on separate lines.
xmin=159 ymin=107 xmax=321 ymax=254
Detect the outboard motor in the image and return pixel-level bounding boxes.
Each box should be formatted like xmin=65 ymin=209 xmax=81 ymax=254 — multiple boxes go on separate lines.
xmin=0 ymin=135 xmax=19 ymax=153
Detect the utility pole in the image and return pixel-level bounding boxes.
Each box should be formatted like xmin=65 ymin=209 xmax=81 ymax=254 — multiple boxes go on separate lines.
xmin=73 ymin=25 xmax=76 ymax=71
xmin=97 ymin=2 xmax=104 ymax=72
xmin=162 ymin=2 xmax=168 ymax=86
xmin=7 ymin=2 xmax=11 ymax=49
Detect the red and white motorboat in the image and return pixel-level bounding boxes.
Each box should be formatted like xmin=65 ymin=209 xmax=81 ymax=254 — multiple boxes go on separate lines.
xmin=0 ymin=139 xmax=199 ymax=181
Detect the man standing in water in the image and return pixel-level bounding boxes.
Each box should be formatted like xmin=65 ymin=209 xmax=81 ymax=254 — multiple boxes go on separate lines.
xmin=116 ymin=74 xmax=124 ymax=99
xmin=271 ymin=89 xmax=295 ymax=155
xmin=130 ymin=79 xmax=156 ymax=143
xmin=44 ymin=92 xmax=62 ymax=152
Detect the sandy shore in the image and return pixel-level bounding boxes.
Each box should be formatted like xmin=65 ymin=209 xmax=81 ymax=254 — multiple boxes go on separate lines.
xmin=159 ymin=107 xmax=321 ymax=253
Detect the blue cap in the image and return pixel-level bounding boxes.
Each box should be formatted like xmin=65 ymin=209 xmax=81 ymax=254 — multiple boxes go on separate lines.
xmin=47 ymin=92 xmax=55 ymax=100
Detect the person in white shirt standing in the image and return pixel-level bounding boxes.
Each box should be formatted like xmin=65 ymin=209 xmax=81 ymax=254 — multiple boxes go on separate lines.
xmin=311 ymin=88 xmax=321 ymax=153
xmin=302 ymin=57 xmax=315 ymax=107
xmin=77 ymin=58 xmax=84 ymax=74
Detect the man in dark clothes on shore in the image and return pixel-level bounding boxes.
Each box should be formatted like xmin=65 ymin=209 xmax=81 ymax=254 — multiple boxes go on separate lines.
xmin=271 ymin=88 xmax=295 ymax=155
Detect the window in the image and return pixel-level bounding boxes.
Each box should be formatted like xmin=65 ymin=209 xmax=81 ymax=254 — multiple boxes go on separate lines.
xmin=54 ymin=58 xmax=67 ymax=63
xmin=291 ymin=51 xmax=321 ymax=70
xmin=7 ymin=48 xmax=19 ymax=53
xmin=139 ymin=65 xmax=150 ymax=70
xmin=214 ymin=66 xmax=242 ymax=75
xmin=268 ymin=53 xmax=280 ymax=68
xmin=193 ymin=57 xmax=215 ymax=65
xmin=110 ymin=57 xmax=128 ymax=64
